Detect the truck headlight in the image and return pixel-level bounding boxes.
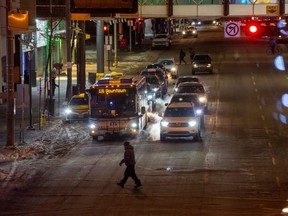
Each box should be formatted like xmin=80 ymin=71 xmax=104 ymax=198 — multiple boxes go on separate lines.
xmin=198 ymin=96 xmax=207 ymax=103
xmin=188 ymin=120 xmax=197 ymax=127
xmin=65 ymin=108 xmax=72 ymax=114
xmin=195 ymin=109 xmax=203 ymax=115
xmin=89 ymin=124 xmax=96 ymax=129
xmin=161 ymin=121 xmax=169 ymax=127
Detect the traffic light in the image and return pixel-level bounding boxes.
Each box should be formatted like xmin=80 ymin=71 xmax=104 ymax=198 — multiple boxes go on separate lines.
xmin=245 ymin=21 xmax=262 ymax=37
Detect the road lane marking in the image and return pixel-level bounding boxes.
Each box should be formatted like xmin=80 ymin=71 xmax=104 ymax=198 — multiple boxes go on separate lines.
xmin=276 ymin=176 xmax=280 ymax=187
xmin=268 ymin=142 xmax=272 ymax=148
xmin=272 ymin=157 xmax=276 ymax=166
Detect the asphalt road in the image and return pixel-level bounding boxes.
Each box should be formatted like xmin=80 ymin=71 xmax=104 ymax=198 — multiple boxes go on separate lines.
xmin=2 ymin=26 xmax=288 ymax=215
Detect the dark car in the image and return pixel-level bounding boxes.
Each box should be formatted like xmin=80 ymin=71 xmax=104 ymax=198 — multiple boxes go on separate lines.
xmin=175 ymin=82 xmax=208 ymax=112
xmin=146 ymin=75 xmax=165 ymax=99
xmin=146 ymin=63 xmax=168 ymax=75
xmin=191 ymin=54 xmax=213 ymax=74
xmin=140 ymin=68 xmax=168 ymax=96
xmin=173 ymin=75 xmax=202 ymax=92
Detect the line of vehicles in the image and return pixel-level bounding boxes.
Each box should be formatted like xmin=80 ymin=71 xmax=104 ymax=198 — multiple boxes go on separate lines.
xmin=62 ymin=54 xmax=212 ymax=142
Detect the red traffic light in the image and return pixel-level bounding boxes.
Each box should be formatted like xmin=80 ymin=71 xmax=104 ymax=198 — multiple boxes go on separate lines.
xmin=249 ymin=25 xmax=258 ymax=33
xmin=245 ymin=21 xmax=261 ymax=37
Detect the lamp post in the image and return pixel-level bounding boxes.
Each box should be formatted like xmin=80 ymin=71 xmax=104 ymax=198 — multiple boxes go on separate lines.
xmin=27 ymin=50 xmax=35 ymax=130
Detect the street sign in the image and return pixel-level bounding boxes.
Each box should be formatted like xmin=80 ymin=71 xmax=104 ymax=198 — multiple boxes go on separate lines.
xmin=224 ymin=22 xmax=240 ymax=38
xmin=266 ymin=6 xmax=278 ymax=15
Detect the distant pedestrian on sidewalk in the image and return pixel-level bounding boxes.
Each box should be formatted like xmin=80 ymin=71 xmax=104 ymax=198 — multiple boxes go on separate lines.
xmin=117 ymin=141 xmax=142 ymax=189
xmin=189 ymin=47 xmax=195 ymax=64
xmin=179 ymin=49 xmax=186 ymax=64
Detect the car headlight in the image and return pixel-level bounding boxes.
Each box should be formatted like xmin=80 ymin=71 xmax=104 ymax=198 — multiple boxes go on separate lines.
xmin=65 ymin=108 xmax=72 ymax=114
xmin=161 ymin=121 xmax=169 ymax=127
xmin=131 ymin=122 xmax=138 ymax=128
xmin=147 ymin=94 xmax=153 ymax=100
xmin=153 ymin=88 xmax=159 ymax=92
xmin=207 ymin=64 xmax=211 ymax=68
xmin=171 ymin=67 xmax=176 ymax=72
xmin=192 ymin=30 xmax=196 ymax=34
xmin=188 ymin=120 xmax=197 ymax=127
xmin=195 ymin=109 xmax=203 ymax=115
xmin=174 ymin=88 xmax=178 ymax=92
xmin=198 ymin=96 xmax=207 ymax=103
xmin=89 ymin=124 xmax=96 ymax=129
xmin=193 ymin=64 xmax=198 ymax=68
xmin=182 ymin=31 xmax=186 ymax=35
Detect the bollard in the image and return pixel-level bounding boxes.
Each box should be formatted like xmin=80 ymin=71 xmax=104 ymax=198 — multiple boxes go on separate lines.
xmin=41 ymin=114 xmax=46 ymax=126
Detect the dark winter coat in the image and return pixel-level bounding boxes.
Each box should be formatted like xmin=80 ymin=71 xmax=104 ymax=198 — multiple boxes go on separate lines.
xmin=120 ymin=144 xmax=136 ymax=166
xmin=180 ymin=49 xmax=186 ymax=59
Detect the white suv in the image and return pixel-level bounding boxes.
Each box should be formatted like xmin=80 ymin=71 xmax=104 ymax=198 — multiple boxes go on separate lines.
xmin=159 ymin=102 xmax=201 ymax=141
xmin=156 ymin=57 xmax=178 ymax=79
xmin=152 ymin=34 xmax=171 ymax=49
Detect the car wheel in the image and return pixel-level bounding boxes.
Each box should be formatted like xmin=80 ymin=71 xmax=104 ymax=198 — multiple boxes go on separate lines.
xmin=152 ymin=102 xmax=156 ymax=112
xmin=62 ymin=120 xmax=70 ymax=124
xmin=160 ymin=134 xmax=166 ymax=141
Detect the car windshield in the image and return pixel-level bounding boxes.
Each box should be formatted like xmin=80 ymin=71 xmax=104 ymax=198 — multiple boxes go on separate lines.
xmin=171 ymin=95 xmax=198 ymax=103
xmin=194 ymin=55 xmax=211 ymax=61
xmin=177 ymin=85 xmax=205 ymax=93
xmin=177 ymin=78 xmax=199 ymax=85
xmin=146 ymin=76 xmax=160 ymax=85
xmin=69 ymin=97 xmax=88 ymax=106
xmin=164 ymin=107 xmax=195 ymax=117
xmin=155 ymin=35 xmax=167 ymax=39
xmin=157 ymin=60 xmax=174 ymax=66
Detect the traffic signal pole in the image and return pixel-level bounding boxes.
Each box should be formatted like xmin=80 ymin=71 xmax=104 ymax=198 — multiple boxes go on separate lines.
xmin=66 ymin=0 xmax=72 ymax=100
xmin=6 ymin=0 xmax=15 ymax=148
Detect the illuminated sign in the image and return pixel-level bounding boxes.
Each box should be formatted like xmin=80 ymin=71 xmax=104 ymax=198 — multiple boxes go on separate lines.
xmin=71 ymin=0 xmax=138 ymax=14
xmin=98 ymin=88 xmax=127 ymax=94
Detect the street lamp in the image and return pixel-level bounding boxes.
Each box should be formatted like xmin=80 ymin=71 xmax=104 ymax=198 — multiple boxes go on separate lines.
xmin=27 ymin=50 xmax=35 ymax=130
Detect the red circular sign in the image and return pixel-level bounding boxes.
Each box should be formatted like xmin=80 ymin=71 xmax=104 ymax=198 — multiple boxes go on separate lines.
xmin=225 ymin=23 xmax=240 ymax=37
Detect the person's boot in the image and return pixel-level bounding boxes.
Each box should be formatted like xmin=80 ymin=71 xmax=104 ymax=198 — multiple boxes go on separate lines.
xmin=134 ymin=181 xmax=142 ymax=189
xmin=117 ymin=182 xmax=124 ymax=188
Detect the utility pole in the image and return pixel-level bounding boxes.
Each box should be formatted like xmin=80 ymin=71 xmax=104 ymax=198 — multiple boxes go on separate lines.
xmin=6 ymin=0 xmax=15 ymax=147
xmin=113 ymin=21 xmax=118 ymax=67
xmin=66 ymin=0 xmax=72 ymax=100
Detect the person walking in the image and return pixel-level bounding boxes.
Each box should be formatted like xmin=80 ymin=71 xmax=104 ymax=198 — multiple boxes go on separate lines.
xmin=189 ymin=47 xmax=195 ymax=64
xmin=117 ymin=141 xmax=142 ymax=189
xmin=268 ymin=36 xmax=276 ymax=55
xmin=179 ymin=49 xmax=186 ymax=64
